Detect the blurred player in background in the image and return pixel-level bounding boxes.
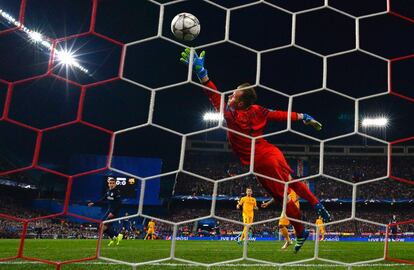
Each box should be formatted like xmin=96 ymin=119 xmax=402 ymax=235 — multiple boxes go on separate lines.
xmin=214 ymin=220 xmax=221 ymax=239
xmin=88 ymin=177 xmax=123 ymax=246
xmin=316 ymin=216 xmax=325 ymax=241
xmin=262 ymin=189 xmax=300 ymax=249
xmin=34 ymin=221 xmax=43 ymax=239
xmin=144 ymin=219 xmax=156 ymax=240
xmin=389 ymin=215 xmax=399 ymax=240
xmin=236 ymin=187 xmax=258 ymax=244
xmin=180 ymin=48 xmax=332 ymax=253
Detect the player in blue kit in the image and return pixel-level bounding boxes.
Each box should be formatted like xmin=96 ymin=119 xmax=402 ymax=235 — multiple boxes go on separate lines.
xmin=88 ymin=177 xmax=123 ymax=246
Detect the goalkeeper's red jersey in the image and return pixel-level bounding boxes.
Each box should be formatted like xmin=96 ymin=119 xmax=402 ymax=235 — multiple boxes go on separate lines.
xmin=203 ymin=80 xmax=299 ymax=166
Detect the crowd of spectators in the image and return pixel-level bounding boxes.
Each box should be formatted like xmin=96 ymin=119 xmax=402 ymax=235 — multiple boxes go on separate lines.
xmin=170 ymin=152 xmax=413 ymax=237
xmin=0 ymin=196 xmax=47 ymax=219
xmin=27 ymin=219 xmax=99 ymax=239
xmin=165 ymin=207 xmax=414 ymax=237
xmin=0 ymin=217 xmax=100 ymax=239
xmin=0 ymin=219 xmax=23 ymax=238
xmin=310 ymin=156 xmax=388 ymax=182
xmin=392 ymin=157 xmax=414 ymax=180
xmin=0 ymin=196 xmax=100 ymax=239
xmin=1 ymin=199 xmax=413 ymax=239
xmin=0 ymin=151 xmax=412 ymax=240
xmin=174 ymin=153 xmax=413 ymax=200
xmin=173 ymin=172 xmax=268 ymax=197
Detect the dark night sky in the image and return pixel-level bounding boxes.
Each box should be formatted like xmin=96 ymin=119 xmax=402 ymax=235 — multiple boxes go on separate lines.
xmin=0 ymin=0 xmax=413 ymax=175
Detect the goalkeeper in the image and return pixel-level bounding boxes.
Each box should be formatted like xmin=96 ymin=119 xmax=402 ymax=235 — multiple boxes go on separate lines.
xmin=180 ymin=48 xmax=331 ymax=253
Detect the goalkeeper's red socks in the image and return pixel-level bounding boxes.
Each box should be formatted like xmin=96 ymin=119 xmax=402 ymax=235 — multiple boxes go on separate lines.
xmin=289 ymin=181 xmax=319 ymax=206
xmin=285 ymin=200 xmax=304 ymax=236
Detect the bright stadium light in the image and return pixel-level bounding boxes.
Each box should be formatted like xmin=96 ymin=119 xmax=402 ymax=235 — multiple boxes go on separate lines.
xmin=203 ymin=112 xmax=223 ymax=122
xmin=56 ymin=50 xmax=76 ymax=66
xmin=361 ymin=117 xmax=388 ymax=127
xmin=55 ymin=49 xmax=89 ymax=74
xmin=28 ymin=31 xmax=43 ymax=42
xmin=0 ymin=7 xmax=89 ymax=74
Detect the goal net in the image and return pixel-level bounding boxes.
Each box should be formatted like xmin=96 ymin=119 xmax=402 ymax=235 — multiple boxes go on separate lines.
xmin=0 ymin=0 xmax=413 ymax=269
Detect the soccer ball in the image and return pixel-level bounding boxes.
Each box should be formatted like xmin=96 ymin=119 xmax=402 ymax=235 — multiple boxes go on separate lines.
xmin=171 ymin=13 xmax=200 ymax=41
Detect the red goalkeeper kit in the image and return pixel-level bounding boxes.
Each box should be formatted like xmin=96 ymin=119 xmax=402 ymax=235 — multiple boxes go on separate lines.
xmin=203 ymin=80 xmax=320 ymax=235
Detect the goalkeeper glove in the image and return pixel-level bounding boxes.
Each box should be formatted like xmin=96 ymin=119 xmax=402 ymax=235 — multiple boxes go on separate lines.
xmin=180 ymin=48 xmax=208 ymax=80
xmin=302 ymin=113 xmax=322 ymax=131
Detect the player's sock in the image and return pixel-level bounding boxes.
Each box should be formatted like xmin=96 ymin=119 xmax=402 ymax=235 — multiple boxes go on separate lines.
xmin=280 ymin=227 xmax=290 ymax=242
xmin=116 ymin=233 xmax=123 ymax=245
xmin=285 ymin=200 xmax=304 ymax=236
xmin=320 ymin=232 xmax=325 ymax=241
xmin=248 ymin=231 xmax=253 ymax=242
xmin=235 ymin=232 xmax=242 ymax=244
xmin=240 ymin=227 xmax=247 ymax=242
xmin=294 ymin=230 xmax=309 ymax=253
xmin=108 ymin=237 xmax=116 ymax=247
xmin=315 ymin=203 xmax=332 ymax=223
xmin=289 ymin=181 xmax=319 ymax=206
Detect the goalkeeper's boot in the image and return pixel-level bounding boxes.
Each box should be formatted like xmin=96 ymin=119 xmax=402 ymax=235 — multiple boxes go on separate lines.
xmin=247 ymin=232 xmax=253 ymax=245
xmin=315 ymin=203 xmax=332 ymax=223
xmin=294 ymin=230 xmax=309 ymax=254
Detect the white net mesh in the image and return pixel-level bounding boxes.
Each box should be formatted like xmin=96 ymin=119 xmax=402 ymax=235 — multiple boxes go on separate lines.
xmin=102 ymin=0 xmax=403 ymax=269
xmin=0 ymin=0 xmax=413 ymax=269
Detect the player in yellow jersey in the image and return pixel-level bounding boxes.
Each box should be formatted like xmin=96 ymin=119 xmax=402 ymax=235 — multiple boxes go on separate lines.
xmin=315 ymin=216 xmax=325 ymax=241
xmin=262 ymin=188 xmax=300 ymax=249
xmin=236 ymin=188 xmax=258 ymax=244
xmin=144 ymin=219 xmax=156 ymax=240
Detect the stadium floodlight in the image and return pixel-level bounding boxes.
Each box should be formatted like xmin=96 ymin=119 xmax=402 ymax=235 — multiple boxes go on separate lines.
xmin=0 ymin=7 xmax=89 ymax=74
xmin=203 ymin=112 xmax=223 ymax=122
xmin=28 ymin=31 xmax=43 ymax=42
xmin=361 ymin=117 xmax=388 ymax=127
xmin=55 ymin=49 xmax=89 ymax=74
xmin=56 ymin=50 xmax=76 ymax=66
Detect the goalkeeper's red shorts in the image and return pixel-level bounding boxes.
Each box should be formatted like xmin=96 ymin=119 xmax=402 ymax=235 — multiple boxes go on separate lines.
xmin=254 ymin=146 xmax=293 ymax=202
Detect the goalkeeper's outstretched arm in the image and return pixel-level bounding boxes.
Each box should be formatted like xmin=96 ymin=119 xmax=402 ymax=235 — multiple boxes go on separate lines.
xmin=180 ymin=48 xmax=221 ymax=111
xmin=180 ymin=48 xmax=208 ymax=83
xmin=179 ymin=48 xmax=322 ymax=131
xmin=266 ymin=110 xmax=322 ymax=131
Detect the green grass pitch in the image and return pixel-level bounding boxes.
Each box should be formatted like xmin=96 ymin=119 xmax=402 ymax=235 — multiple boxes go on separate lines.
xmin=0 ymin=239 xmax=413 ymax=270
